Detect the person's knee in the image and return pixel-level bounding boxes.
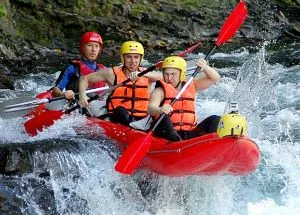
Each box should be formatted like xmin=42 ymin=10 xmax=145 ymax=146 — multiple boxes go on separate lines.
xmin=153 ymin=115 xmax=181 ymax=141
xmin=209 ymin=115 xmax=220 ymax=123
xmin=88 ymin=100 xmax=107 ymax=117
xmin=207 ymin=115 xmax=220 ymax=132
xmin=114 ymin=106 xmax=129 ymax=117
xmin=111 ymin=106 xmax=131 ymax=125
xmin=196 ymin=115 xmax=220 ymax=134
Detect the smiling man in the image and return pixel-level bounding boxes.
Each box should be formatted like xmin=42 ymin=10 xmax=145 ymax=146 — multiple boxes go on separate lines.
xmin=79 ymin=41 xmax=163 ymax=124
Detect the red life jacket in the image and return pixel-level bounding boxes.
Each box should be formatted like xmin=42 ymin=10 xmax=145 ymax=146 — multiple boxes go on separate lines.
xmin=158 ymin=80 xmax=197 ymax=131
xmin=107 ymin=66 xmax=150 ymax=117
xmin=72 ymin=59 xmax=106 ymax=89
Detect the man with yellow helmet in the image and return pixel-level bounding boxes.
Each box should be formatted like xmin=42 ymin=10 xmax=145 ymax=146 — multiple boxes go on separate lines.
xmin=79 ymin=41 xmax=163 ymax=125
xmin=148 ymin=56 xmax=221 ymax=141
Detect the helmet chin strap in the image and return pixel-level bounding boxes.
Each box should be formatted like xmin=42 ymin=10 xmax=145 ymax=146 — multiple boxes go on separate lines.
xmin=123 ymin=65 xmax=132 ymax=72
xmin=175 ymin=81 xmax=182 ymax=89
xmin=122 ymin=66 xmax=136 ymax=79
xmin=122 ymin=65 xmax=130 ymax=76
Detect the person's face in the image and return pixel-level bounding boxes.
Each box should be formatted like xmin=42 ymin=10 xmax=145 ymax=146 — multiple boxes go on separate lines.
xmin=82 ymin=42 xmax=101 ymax=61
xmin=163 ymin=68 xmax=181 ymax=87
xmin=123 ymin=54 xmax=141 ymax=72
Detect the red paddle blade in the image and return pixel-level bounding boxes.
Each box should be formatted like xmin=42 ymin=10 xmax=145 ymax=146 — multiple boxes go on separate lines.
xmin=177 ymin=41 xmax=202 ymax=57
xmin=24 ymin=110 xmax=64 ymax=136
xmin=216 ymin=1 xmax=248 ymax=46
xmin=115 ymin=132 xmax=153 ymax=174
xmin=155 ymin=41 xmax=202 ymax=68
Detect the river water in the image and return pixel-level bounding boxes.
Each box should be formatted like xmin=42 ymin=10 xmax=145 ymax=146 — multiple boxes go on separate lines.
xmin=0 ymin=41 xmax=299 ymax=214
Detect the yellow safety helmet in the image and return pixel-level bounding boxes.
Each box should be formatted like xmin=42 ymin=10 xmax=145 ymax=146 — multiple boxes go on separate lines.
xmin=217 ymin=113 xmax=247 ymax=137
xmin=120 ymin=41 xmax=144 ymax=64
xmin=162 ymin=56 xmax=186 ymax=81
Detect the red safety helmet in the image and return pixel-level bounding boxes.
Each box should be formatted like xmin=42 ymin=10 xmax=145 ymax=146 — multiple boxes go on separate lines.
xmin=79 ymin=32 xmax=103 ymax=55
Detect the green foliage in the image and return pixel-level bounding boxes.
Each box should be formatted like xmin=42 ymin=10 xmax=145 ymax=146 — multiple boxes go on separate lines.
xmin=0 ymin=4 xmax=7 ymax=18
xmin=18 ymin=0 xmax=37 ymax=7
xmin=132 ymin=4 xmax=145 ymax=16
xmin=15 ymin=13 xmax=51 ymax=45
xmin=76 ymin=0 xmax=85 ymax=8
xmin=157 ymin=0 xmax=220 ymax=8
xmin=177 ymin=0 xmax=199 ymax=7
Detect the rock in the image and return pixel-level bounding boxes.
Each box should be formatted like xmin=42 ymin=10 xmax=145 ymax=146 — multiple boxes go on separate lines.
xmin=0 ymin=0 xmax=299 ymax=75
xmin=0 ymin=183 xmax=14 ymax=203
xmin=0 ymin=44 xmax=16 ymax=60
xmin=0 ymin=64 xmax=11 ymax=75
xmin=0 ymin=71 xmax=14 ymax=89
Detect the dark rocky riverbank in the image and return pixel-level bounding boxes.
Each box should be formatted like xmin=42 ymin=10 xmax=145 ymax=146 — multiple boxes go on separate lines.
xmin=0 ymin=0 xmax=299 ymax=88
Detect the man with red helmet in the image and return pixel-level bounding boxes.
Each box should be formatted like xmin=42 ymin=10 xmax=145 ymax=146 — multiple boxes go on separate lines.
xmin=52 ymin=32 xmax=105 ymax=100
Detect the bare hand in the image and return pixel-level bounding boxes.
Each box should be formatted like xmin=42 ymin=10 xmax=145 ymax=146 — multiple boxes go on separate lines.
xmin=129 ymin=71 xmax=139 ymax=82
xmin=64 ymin=90 xmax=75 ymax=100
xmin=159 ymin=104 xmax=173 ymax=114
xmin=78 ymin=94 xmax=90 ymax=107
xmin=196 ymin=58 xmax=209 ymax=69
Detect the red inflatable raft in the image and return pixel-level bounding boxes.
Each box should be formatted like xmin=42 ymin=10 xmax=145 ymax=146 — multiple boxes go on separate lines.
xmin=86 ymin=118 xmax=260 ymax=177
xmin=23 ymin=90 xmax=259 ymax=177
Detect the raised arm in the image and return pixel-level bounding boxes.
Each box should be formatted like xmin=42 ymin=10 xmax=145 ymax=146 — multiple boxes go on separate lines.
xmin=143 ymin=71 xmax=163 ymax=83
xmin=193 ymin=58 xmax=220 ymax=91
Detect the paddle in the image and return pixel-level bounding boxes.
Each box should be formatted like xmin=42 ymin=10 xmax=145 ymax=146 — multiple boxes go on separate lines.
xmin=24 ymin=41 xmax=202 ymax=136
xmin=0 ymin=96 xmax=39 ymax=119
xmin=0 ymin=86 xmax=109 ymax=119
xmin=114 ymin=0 xmax=248 ymax=175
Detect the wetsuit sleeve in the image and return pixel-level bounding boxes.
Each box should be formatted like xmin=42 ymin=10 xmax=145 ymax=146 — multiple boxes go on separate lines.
xmin=56 ymin=65 xmax=77 ymax=90
xmin=154 ymin=80 xmax=163 ymax=88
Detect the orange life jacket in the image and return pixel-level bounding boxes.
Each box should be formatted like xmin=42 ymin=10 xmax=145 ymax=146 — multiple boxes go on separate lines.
xmin=158 ymin=80 xmax=197 ymax=131
xmin=72 ymin=59 xmax=106 ymax=89
xmin=107 ymin=66 xmax=150 ymax=117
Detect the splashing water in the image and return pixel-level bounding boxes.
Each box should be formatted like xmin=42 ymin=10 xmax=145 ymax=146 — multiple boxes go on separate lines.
xmin=0 ymin=43 xmax=299 ymax=214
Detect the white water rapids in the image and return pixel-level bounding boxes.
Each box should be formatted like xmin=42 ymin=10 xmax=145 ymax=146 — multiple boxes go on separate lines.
xmin=0 ymin=43 xmax=299 ymax=214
